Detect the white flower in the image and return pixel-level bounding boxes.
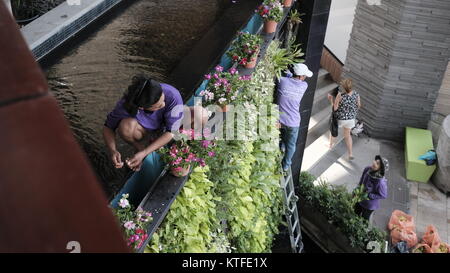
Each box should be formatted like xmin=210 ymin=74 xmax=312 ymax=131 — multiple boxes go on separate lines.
xmin=118 ymin=198 xmax=130 ymax=209
xmin=218 ymin=98 xmax=227 ymax=104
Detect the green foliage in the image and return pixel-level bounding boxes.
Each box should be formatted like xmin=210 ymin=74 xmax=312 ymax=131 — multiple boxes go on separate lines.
xmin=288 ymin=9 xmax=303 ymax=25
xmin=298 ymin=172 xmax=388 ymax=251
xmin=145 ymin=37 xmax=292 ymax=254
xmin=267 ymin=40 xmax=304 ymax=79
xmin=146 ymin=166 xmax=222 ymax=253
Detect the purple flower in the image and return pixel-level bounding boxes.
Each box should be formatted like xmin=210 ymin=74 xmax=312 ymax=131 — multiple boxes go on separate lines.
xmin=208 ymin=151 xmax=215 ymax=157
xmin=204 ymin=74 xmax=211 ymax=80
xmin=215 ymin=65 xmax=224 ymax=72
xmin=202 ymin=140 xmax=211 ymax=148
xmin=229 ymin=67 xmax=238 ymax=75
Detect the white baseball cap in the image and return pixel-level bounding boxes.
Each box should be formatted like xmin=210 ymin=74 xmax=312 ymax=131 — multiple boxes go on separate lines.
xmin=293 ymin=63 xmax=313 ymax=77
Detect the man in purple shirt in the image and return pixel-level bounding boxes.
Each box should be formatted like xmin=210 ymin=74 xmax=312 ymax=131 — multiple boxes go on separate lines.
xmin=103 ymin=75 xmax=206 ymax=172
xmin=277 ymin=63 xmax=313 ymax=171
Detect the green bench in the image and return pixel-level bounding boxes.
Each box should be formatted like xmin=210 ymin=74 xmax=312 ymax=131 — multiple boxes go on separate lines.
xmin=405 ymin=127 xmax=436 ymax=183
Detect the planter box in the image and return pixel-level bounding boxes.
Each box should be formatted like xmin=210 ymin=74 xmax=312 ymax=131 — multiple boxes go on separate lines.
xmin=298 ymin=195 xmax=365 ymax=253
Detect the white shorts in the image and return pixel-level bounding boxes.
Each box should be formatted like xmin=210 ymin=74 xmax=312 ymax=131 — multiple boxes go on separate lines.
xmin=338 ymin=119 xmax=356 ymax=129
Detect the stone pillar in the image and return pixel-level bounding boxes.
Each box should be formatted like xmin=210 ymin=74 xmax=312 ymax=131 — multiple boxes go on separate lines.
xmin=429 ymin=61 xmax=450 ymax=145
xmin=344 ymin=0 xmax=450 ymax=141
xmin=432 ymin=115 xmax=450 ymax=194
xmin=292 ymin=0 xmax=331 ymax=182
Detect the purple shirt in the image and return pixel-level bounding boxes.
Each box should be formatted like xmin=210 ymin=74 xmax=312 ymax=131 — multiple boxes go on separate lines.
xmin=104 ymin=83 xmax=184 ymax=132
xmin=358 ymin=167 xmax=388 ymax=210
xmin=277 ymin=76 xmax=308 ymax=127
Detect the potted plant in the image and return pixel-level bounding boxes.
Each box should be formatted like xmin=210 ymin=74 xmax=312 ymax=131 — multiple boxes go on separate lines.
xmin=199 ymin=65 xmax=251 ymax=112
xmin=257 ymin=0 xmax=284 ymax=34
xmin=11 ymin=0 xmax=40 ymax=26
xmin=159 ymin=129 xmax=216 ymax=177
xmin=283 ymin=0 xmax=294 ymax=8
xmin=227 ymin=32 xmax=263 ymax=69
xmin=113 ymin=194 xmax=153 ymax=251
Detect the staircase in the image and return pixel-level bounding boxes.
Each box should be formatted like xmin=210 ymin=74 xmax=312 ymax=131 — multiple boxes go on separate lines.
xmin=301 ymin=68 xmax=343 ymax=176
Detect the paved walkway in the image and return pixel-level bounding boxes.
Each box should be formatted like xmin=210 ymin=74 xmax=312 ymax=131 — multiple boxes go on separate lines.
xmin=302 ymin=133 xmax=450 ymax=244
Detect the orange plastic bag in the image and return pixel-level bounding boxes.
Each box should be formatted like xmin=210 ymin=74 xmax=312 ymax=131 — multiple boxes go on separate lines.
xmin=421 ymin=225 xmax=441 ymax=248
xmin=391 ymin=228 xmax=418 ymax=248
xmin=431 ymin=242 xmax=450 ymax=253
xmin=388 ymin=210 xmax=415 ymax=232
xmin=412 ymin=243 xmax=433 ymax=253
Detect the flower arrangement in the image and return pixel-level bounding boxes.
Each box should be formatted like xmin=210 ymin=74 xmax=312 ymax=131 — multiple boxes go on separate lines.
xmin=113 ymin=194 xmax=153 ymax=251
xmin=227 ymin=32 xmax=262 ymax=68
xmin=257 ymin=0 xmax=284 ymax=22
xmin=199 ymin=65 xmax=251 ymax=109
xmin=159 ymin=129 xmax=216 ymax=176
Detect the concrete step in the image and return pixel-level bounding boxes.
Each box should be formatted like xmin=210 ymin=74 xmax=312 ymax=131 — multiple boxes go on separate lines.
xmin=301 ymin=129 xmax=345 ymax=173
xmin=316 ymin=68 xmax=332 ymax=90
xmin=307 ymin=106 xmax=331 ymax=137
xmin=311 ymin=82 xmax=338 ymax=116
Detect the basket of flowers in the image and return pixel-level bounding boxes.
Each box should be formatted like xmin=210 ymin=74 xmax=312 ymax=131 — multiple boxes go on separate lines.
xmin=199 ymin=65 xmax=251 ymax=112
xmin=159 ymin=129 xmax=216 ymax=177
xmin=113 ymin=194 xmax=153 ymax=251
xmin=227 ymin=31 xmax=263 ymax=69
xmin=257 ymin=0 xmax=284 ymax=34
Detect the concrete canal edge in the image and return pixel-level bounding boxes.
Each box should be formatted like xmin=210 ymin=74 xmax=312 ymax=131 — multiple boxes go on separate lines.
xmin=21 ymin=0 xmax=123 ymax=61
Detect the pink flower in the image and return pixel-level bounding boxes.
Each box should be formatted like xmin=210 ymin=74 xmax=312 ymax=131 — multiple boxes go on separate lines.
xmin=173 ymin=167 xmax=183 ymax=173
xmin=204 ymin=74 xmax=211 ymax=80
xmin=208 ymin=151 xmax=215 ymax=157
xmin=215 ymin=65 xmax=224 ymax=72
xmin=213 ymin=73 xmax=219 ymax=79
xmin=229 ymin=67 xmax=238 ymax=75
xmin=199 ymin=159 xmax=206 ymax=167
xmin=201 ymin=140 xmax=211 ymax=148
xmin=124 ymin=221 xmax=135 ymax=230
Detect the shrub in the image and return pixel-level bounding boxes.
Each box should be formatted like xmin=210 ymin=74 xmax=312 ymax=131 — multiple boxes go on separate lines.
xmin=298 ymin=172 xmax=388 ymax=251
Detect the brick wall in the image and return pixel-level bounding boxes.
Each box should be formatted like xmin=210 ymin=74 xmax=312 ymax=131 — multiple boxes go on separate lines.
xmin=343 ymin=0 xmax=450 ymax=141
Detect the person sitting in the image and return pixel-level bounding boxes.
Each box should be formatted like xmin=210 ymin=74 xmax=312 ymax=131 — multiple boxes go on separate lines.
xmin=102 ymin=75 xmax=207 ymax=172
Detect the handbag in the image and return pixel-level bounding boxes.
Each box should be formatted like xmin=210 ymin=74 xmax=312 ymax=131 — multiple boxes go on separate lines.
xmin=329 ymin=108 xmax=338 ymax=137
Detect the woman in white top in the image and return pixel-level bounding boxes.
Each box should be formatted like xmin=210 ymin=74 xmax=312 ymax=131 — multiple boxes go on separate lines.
xmin=331 ymin=78 xmax=361 ymax=160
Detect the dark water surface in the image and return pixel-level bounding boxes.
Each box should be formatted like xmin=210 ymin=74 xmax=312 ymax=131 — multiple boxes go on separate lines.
xmin=45 ymin=0 xmax=229 ymax=198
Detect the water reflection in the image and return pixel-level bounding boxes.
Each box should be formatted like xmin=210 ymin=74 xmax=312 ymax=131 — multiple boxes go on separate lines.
xmin=46 ymin=0 xmax=228 ymax=198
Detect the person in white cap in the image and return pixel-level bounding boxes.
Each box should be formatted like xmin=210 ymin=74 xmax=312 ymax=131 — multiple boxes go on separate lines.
xmin=277 ymin=63 xmax=313 ymax=172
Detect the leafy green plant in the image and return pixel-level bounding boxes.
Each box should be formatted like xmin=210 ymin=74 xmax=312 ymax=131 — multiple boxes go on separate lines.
xmin=268 ymin=40 xmax=304 ymax=79
xmin=298 ymin=172 xmax=388 ymax=251
xmin=146 ymin=166 xmax=221 ymax=253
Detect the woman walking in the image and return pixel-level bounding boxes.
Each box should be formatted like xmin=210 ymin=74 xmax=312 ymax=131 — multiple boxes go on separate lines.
xmin=331 ymin=78 xmax=361 ymax=160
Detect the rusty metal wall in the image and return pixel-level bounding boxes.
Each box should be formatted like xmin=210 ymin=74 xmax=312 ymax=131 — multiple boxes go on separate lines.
xmin=0 ymin=1 xmax=128 ymax=253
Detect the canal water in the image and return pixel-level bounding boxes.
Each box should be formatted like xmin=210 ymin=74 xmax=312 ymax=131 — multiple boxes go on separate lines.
xmin=45 ymin=0 xmax=229 ymax=199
